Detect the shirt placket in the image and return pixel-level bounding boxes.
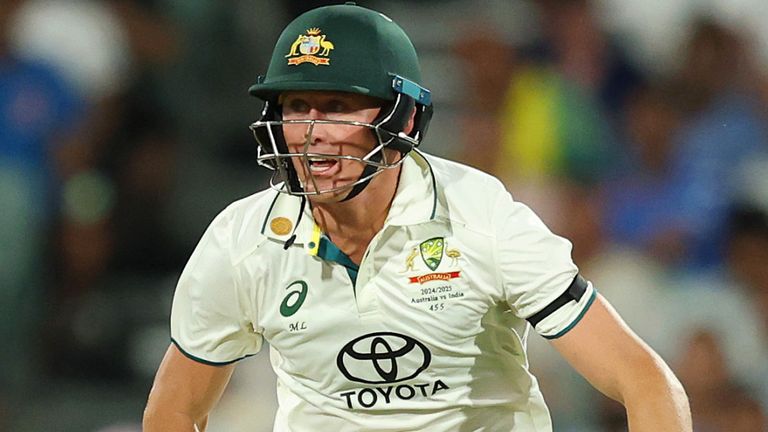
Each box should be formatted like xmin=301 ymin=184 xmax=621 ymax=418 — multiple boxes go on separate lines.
xmin=355 ymin=225 xmax=399 ymax=319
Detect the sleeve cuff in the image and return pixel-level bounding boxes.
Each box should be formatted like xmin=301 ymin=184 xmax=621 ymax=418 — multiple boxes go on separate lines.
xmin=171 ymin=338 xmax=257 ymax=366
xmin=529 ymin=278 xmax=597 ymax=339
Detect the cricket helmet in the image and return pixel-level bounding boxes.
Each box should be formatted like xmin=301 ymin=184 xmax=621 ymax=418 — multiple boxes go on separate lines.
xmin=249 ymin=2 xmax=433 ymax=199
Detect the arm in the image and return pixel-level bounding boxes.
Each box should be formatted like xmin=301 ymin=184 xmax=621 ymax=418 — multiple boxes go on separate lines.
xmin=143 ymin=344 xmax=236 ymax=432
xmin=550 ymin=294 xmax=692 ymax=431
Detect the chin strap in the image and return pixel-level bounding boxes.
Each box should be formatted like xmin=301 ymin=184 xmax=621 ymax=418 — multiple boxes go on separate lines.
xmin=339 ymin=152 xmax=384 ymax=202
xmin=340 ymin=94 xmax=413 ymax=202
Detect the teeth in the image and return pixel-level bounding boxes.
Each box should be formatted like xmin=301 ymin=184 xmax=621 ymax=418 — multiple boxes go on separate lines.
xmin=308 ymin=158 xmax=336 ymax=173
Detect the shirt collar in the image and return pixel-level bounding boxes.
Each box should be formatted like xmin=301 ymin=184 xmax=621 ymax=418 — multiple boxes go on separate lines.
xmin=385 ymin=149 xmax=438 ymax=226
xmin=260 ymin=192 xmax=320 ymax=253
xmin=259 ymin=149 xmax=438 ymax=250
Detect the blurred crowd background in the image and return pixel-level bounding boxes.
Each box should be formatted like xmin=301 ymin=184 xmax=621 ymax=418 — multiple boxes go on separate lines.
xmin=1 ymin=0 xmax=768 ymax=431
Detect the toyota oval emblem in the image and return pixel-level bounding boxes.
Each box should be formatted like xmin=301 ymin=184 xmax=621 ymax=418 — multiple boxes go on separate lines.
xmin=336 ymin=332 xmax=432 ymax=384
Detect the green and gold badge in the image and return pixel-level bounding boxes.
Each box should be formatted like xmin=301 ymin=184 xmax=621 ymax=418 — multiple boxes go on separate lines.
xmin=419 ymin=237 xmax=444 ymax=271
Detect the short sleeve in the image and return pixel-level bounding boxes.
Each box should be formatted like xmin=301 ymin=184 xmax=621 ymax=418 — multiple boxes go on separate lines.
xmin=494 ymin=191 xmax=596 ymax=339
xmin=170 ymin=212 xmax=263 ymax=365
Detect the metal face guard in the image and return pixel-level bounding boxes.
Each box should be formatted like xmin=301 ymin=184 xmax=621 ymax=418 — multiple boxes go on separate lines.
xmin=250 ymin=118 xmax=410 ymax=196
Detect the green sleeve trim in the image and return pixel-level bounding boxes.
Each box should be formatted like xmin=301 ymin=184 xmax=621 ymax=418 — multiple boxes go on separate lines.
xmin=542 ymin=288 xmax=598 ymax=340
xmin=171 ymin=338 xmax=255 ymax=366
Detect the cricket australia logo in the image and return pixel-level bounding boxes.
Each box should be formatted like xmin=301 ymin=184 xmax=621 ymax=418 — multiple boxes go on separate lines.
xmin=285 ymin=27 xmax=334 ymax=66
xmin=419 ymin=237 xmax=444 ymax=271
xmin=405 ymin=237 xmax=462 ymax=284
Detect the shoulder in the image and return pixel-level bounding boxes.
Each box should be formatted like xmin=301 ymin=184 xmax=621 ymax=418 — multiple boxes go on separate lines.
xmin=204 ymin=188 xmax=279 ymax=263
xmin=422 ymin=152 xmax=507 ymax=197
xmin=420 ymin=152 xmax=510 ymax=231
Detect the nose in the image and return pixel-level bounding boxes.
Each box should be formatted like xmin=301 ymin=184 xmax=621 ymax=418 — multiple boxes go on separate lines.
xmin=303 ymin=107 xmax=326 ymax=121
xmin=284 ymin=110 xmax=329 ymax=148
xmin=302 ymin=110 xmax=333 ymax=146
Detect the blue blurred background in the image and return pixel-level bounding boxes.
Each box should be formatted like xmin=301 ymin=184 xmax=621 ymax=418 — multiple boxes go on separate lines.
xmin=1 ymin=0 xmax=768 ymax=431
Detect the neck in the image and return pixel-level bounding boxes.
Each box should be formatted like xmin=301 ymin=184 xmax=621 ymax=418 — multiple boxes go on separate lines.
xmin=311 ymin=166 xmax=401 ymax=261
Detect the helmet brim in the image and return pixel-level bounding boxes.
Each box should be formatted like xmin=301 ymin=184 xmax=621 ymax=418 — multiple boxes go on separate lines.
xmin=248 ymin=80 xmax=385 ymax=101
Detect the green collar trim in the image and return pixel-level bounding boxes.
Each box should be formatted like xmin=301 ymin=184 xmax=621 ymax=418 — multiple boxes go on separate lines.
xmin=317 ymin=235 xmax=359 ymax=286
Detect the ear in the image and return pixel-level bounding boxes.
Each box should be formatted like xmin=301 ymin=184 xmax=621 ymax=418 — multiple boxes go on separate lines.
xmin=403 ymin=106 xmax=417 ymax=135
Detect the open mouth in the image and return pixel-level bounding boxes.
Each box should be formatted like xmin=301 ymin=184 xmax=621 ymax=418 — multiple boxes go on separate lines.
xmin=306 ymin=157 xmax=339 ymax=175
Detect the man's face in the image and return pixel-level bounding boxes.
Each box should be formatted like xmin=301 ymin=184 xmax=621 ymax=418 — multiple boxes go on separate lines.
xmin=281 ymin=91 xmax=387 ymax=203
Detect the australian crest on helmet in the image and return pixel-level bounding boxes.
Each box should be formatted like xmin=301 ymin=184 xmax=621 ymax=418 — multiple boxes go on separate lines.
xmin=286 ymin=28 xmax=335 ymax=66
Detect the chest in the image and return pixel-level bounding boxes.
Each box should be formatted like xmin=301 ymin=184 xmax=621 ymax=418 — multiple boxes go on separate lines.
xmin=249 ymin=223 xmax=504 ymax=356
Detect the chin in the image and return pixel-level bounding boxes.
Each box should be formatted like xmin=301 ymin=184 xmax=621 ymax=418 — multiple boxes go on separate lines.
xmin=296 ymin=170 xmax=364 ymax=203
xmin=301 ymin=184 xmax=352 ymax=203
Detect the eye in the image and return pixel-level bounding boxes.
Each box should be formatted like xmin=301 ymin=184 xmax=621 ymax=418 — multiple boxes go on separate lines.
xmin=326 ymin=99 xmax=348 ymax=113
xmin=284 ymin=99 xmax=310 ymax=115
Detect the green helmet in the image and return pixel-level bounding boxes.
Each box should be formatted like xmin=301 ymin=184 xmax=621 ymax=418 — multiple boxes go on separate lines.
xmin=249 ymin=2 xmax=433 ymax=200
xmin=249 ymin=2 xmax=428 ymax=104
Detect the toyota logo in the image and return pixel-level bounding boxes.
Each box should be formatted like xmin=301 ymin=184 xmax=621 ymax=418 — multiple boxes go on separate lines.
xmin=336 ymin=332 xmax=432 ymax=384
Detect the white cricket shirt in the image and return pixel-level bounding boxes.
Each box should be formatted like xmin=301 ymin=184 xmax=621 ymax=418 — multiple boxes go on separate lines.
xmin=171 ymin=150 xmax=596 ymax=431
